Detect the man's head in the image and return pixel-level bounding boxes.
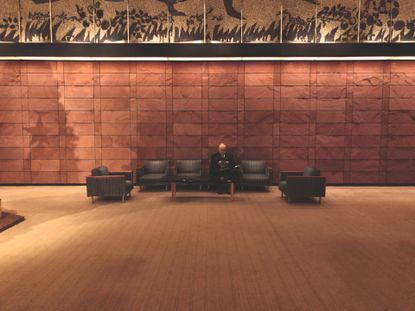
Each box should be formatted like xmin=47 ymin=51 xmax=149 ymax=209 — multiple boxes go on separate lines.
xmin=218 ymin=143 xmax=227 ymax=156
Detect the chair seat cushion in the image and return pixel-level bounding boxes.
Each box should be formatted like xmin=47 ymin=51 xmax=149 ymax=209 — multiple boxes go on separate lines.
xmin=139 ymin=173 xmax=168 ymax=182
xmin=278 ymin=180 xmax=287 ymax=191
xmin=176 ymin=173 xmax=201 ymax=179
xmin=242 ymin=174 xmax=269 ymax=183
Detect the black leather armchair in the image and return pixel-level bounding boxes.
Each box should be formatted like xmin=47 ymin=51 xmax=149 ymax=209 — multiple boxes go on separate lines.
xmin=240 ymin=160 xmax=273 ymax=189
xmin=86 ymin=166 xmax=133 ymax=203
xmin=278 ymin=167 xmax=326 ymax=203
xmin=136 ymin=160 xmax=170 ymax=190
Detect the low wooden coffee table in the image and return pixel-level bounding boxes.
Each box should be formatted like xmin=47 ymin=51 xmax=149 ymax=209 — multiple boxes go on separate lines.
xmin=170 ymin=177 xmax=234 ymax=200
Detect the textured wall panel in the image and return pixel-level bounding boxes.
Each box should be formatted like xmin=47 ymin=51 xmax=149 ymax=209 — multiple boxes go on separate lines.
xmin=129 ymin=0 xmax=170 ymax=43
xmin=359 ymin=0 xmax=391 ymax=42
xmin=0 ymin=1 xmax=19 ymax=42
xmin=172 ymin=0 xmax=204 ymax=42
xmin=206 ymin=0 xmax=242 ymax=42
xmin=242 ymin=0 xmax=281 ymax=42
xmin=282 ymin=0 xmax=316 ymax=42
xmin=317 ymin=0 xmax=359 ymax=42
xmin=52 ymin=0 xmax=94 ymax=42
xmin=20 ymin=0 xmax=51 ymax=42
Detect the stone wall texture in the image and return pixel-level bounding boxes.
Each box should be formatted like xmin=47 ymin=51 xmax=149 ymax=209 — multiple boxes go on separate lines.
xmin=0 ymin=61 xmax=414 ymax=184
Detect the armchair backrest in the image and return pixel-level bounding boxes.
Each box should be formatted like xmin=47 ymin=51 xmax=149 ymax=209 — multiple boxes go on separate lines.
xmin=91 ymin=166 xmax=109 ymax=176
xmin=303 ymin=167 xmax=320 ymax=177
xmin=176 ymin=160 xmax=202 ymax=174
xmin=241 ymin=160 xmax=266 ymax=174
xmin=144 ymin=160 xmax=169 ymax=174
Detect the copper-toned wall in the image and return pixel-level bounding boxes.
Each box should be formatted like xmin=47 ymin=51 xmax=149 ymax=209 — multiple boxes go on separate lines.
xmin=0 ymin=61 xmax=415 ymax=184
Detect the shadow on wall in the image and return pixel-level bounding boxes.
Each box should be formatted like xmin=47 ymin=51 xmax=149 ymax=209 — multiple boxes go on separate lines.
xmin=23 ymin=62 xmax=79 ymax=184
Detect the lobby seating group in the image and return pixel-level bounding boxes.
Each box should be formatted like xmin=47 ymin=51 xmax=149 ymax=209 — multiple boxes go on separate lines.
xmin=86 ymin=162 xmax=326 ymax=204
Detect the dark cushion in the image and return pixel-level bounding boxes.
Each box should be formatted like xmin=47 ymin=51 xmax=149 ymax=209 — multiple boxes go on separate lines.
xmin=144 ymin=160 xmax=169 ymax=174
xmin=139 ymin=173 xmax=168 ymax=182
xmin=176 ymin=160 xmax=201 ymax=174
xmin=241 ymin=160 xmax=266 ymax=174
xmin=242 ymin=174 xmax=269 ymax=183
xmin=303 ymin=167 xmax=320 ymax=177
xmin=91 ymin=166 xmax=109 ymax=176
xmin=176 ymin=173 xmax=201 ymax=179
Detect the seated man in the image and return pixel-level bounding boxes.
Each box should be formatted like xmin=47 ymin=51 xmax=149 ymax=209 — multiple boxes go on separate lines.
xmin=210 ymin=143 xmax=238 ymax=193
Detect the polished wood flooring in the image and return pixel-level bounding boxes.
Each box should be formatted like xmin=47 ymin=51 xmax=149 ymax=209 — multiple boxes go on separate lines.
xmin=0 ymin=186 xmax=415 ymax=311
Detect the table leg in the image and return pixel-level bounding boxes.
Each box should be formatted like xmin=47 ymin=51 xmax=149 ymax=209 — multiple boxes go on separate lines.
xmin=230 ymin=182 xmax=234 ymax=200
xmin=171 ymin=182 xmax=176 ymax=200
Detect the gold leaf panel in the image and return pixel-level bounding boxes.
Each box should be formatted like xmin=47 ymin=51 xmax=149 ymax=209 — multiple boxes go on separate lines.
xmin=391 ymin=0 xmax=415 ymax=42
xmin=172 ymin=0 xmax=204 ymax=42
xmin=129 ymin=0 xmax=170 ymax=43
xmin=282 ymin=0 xmax=316 ymax=43
xmin=317 ymin=0 xmax=359 ymax=42
xmin=20 ymin=0 xmax=51 ymax=42
xmin=242 ymin=0 xmax=282 ymax=43
xmin=0 ymin=1 xmax=19 ymax=42
xmin=206 ymin=0 xmax=242 ymax=42
xmin=52 ymin=0 xmax=94 ymax=42
xmin=94 ymin=0 xmax=128 ymax=43
xmin=359 ymin=0 xmax=391 ymax=42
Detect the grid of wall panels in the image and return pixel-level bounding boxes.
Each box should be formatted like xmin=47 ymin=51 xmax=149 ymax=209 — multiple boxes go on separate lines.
xmin=1 ymin=60 xmax=415 ymax=184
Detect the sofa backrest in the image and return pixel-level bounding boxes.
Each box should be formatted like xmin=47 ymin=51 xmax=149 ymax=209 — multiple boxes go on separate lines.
xmin=144 ymin=160 xmax=169 ymax=174
xmin=176 ymin=160 xmax=202 ymax=174
xmin=241 ymin=160 xmax=266 ymax=174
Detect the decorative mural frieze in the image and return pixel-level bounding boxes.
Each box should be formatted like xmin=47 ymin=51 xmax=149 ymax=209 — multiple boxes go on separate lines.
xmin=0 ymin=0 xmax=414 ymax=43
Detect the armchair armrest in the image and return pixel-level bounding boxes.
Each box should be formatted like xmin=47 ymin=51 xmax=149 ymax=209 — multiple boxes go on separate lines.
xmin=279 ymin=171 xmax=303 ymax=182
xmin=86 ymin=175 xmax=128 ymax=197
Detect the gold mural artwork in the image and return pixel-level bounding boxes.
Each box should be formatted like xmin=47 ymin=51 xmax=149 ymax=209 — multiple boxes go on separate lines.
xmin=94 ymin=0 xmax=128 ymax=42
xmin=317 ymin=0 xmax=359 ymax=42
xmin=391 ymin=0 xmax=415 ymax=42
xmin=0 ymin=0 xmax=414 ymax=43
xmin=129 ymin=0 xmax=169 ymax=43
xmin=242 ymin=0 xmax=282 ymax=43
xmin=206 ymin=0 xmax=242 ymax=42
xmin=282 ymin=0 xmax=316 ymax=42
xmin=0 ymin=1 xmax=19 ymax=42
xmin=51 ymin=0 xmax=95 ymax=42
xmin=359 ymin=0 xmax=391 ymax=42
xmin=172 ymin=0 xmax=204 ymax=42
xmin=20 ymin=0 xmax=51 ymax=42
